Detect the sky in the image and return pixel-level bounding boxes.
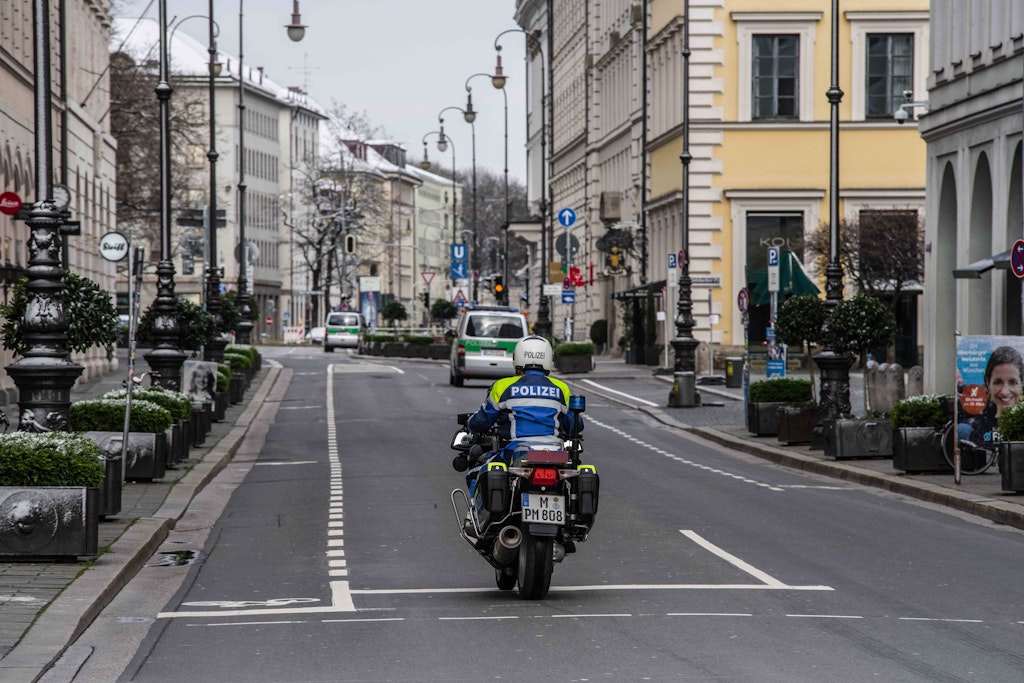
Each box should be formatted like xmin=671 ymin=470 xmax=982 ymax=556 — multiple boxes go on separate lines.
xmin=111 ymin=0 xmax=528 ymax=181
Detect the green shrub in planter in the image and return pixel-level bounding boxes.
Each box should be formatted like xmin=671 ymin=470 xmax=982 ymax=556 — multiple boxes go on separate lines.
xmin=216 ymin=364 xmax=231 ymax=393
xmin=402 ymin=334 xmax=433 ymax=345
xmin=70 ymin=399 xmax=173 ymax=434
xmin=890 ymin=395 xmax=945 ymax=431
xmin=227 ymin=344 xmax=258 ymax=362
xmin=101 ymin=387 xmax=193 ymax=423
xmin=997 ymin=401 xmax=1024 ymax=442
xmin=589 ymin=319 xmax=608 ymax=348
xmin=823 ymin=294 xmax=897 ymax=358
xmin=0 ymin=432 xmax=104 ymax=487
xmin=223 ymin=351 xmax=252 ymax=372
xmin=363 ymin=333 xmax=397 ymax=343
xmin=555 ymin=341 xmax=596 ymax=357
xmin=749 ymin=377 xmax=813 ymax=404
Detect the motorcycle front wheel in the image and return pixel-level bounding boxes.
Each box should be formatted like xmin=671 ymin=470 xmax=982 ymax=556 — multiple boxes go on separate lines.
xmin=517 ymin=530 xmax=553 ymax=599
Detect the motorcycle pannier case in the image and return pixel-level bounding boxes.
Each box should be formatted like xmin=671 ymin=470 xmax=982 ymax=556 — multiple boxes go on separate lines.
xmin=480 ymin=467 xmax=510 ymax=513
xmin=576 ymin=468 xmax=599 ymax=518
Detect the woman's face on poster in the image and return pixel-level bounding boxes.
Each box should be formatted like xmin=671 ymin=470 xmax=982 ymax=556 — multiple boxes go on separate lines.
xmin=988 ymin=362 xmax=1022 ymax=414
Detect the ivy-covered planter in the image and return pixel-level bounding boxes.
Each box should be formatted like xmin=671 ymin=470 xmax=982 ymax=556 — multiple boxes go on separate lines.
xmin=892 ymin=427 xmax=949 ymax=473
xmin=0 ymin=487 xmax=99 ymax=558
xmin=84 ymin=431 xmax=167 ymax=482
xmin=777 ymin=405 xmax=820 ymax=445
xmin=998 ymin=442 xmax=1024 ymax=493
xmin=826 ymin=418 xmax=893 ymax=460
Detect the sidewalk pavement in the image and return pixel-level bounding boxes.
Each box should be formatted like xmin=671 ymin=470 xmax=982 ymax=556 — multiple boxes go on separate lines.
xmin=2 ymin=352 xmax=1023 ymax=682
xmin=0 ymin=356 xmax=283 ymax=683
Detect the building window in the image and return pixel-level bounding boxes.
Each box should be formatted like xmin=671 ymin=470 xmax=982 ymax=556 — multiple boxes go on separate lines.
xmin=865 ymin=34 xmax=913 ymax=119
xmin=752 ymin=35 xmax=799 ymax=119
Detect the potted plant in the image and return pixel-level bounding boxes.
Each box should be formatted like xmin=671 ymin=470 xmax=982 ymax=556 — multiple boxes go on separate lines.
xmin=747 ymin=377 xmax=813 ymax=437
xmin=774 ymin=294 xmax=825 ymax=383
xmin=0 ymin=432 xmax=103 ymax=558
xmin=819 ymin=295 xmax=897 ymax=459
xmin=890 ymin=394 xmax=951 ymax=473
xmin=70 ymin=398 xmax=174 ymax=482
xmin=103 ymin=387 xmax=194 ymax=467
xmin=589 ymin=319 xmax=608 ymax=356
xmin=554 ymin=341 xmax=596 ymax=374
xmin=996 ymin=401 xmax=1024 ymax=492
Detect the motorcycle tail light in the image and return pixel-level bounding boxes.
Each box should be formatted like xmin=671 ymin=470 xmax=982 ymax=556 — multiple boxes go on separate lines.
xmin=530 ymin=467 xmax=558 ymax=486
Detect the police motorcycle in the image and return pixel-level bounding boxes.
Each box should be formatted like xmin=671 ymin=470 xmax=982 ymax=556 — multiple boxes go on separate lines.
xmin=449 ymin=394 xmax=598 ymax=600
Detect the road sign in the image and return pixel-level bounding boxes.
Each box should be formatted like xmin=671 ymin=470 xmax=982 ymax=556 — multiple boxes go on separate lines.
xmin=265 ymin=316 xmax=273 ymax=326
xmin=421 ymin=271 xmax=436 ymax=286
xmin=767 ymin=246 xmax=780 ymax=293
xmin=737 ymin=288 xmax=749 ymax=313
xmin=283 ymin=311 xmax=290 ymax=319
xmin=453 ymin=289 xmax=468 ymax=307
xmin=678 ymin=249 xmax=687 ymax=270
xmin=667 ymin=252 xmax=677 ymax=269
xmin=562 ymin=289 xmax=576 ymax=304
xmin=450 ymin=243 xmax=468 ymax=261
xmin=451 ymin=261 xmax=467 ymax=279
xmin=555 ymin=233 xmax=580 ymax=260
xmin=1012 ymin=240 xmax=1024 ymax=279
xmin=543 ymin=283 xmax=562 ymax=296
xmin=557 ymin=208 xmax=576 ymax=227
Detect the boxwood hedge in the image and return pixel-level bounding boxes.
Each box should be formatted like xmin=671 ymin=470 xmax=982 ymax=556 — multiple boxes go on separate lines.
xmin=70 ymin=398 xmax=174 ymax=434
xmin=0 ymin=432 xmax=104 ymax=487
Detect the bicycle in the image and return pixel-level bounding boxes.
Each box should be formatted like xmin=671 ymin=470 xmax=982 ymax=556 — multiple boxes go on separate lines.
xmin=939 ymin=419 xmax=999 ymax=475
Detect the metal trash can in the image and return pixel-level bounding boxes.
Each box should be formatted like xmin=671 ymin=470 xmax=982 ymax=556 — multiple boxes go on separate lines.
xmin=725 ymin=357 xmax=743 ymax=388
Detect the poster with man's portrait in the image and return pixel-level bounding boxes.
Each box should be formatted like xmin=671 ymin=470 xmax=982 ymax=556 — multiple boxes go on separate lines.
xmin=955 ymin=336 xmax=1024 ymax=447
xmin=182 ymin=360 xmax=218 ymax=404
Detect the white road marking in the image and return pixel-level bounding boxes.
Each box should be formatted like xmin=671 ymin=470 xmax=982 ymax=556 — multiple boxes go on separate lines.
xmin=195 ymin=620 xmax=309 ymax=627
xmin=900 ymin=617 xmax=985 ymax=623
xmin=438 ymin=616 xmax=519 ymax=621
xmin=253 ymin=460 xmax=317 ymax=466
xmin=786 ymin=614 xmax=863 ymax=619
xmin=667 ymin=613 xmax=754 ymax=617
xmin=582 ymin=379 xmax=659 ymax=407
xmin=329 ymin=362 xmax=404 ymax=374
xmin=551 ymin=613 xmax=632 ymax=618
xmin=680 ymin=530 xmax=787 ymax=587
xmin=589 ymin=417 xmax=786 ymax=492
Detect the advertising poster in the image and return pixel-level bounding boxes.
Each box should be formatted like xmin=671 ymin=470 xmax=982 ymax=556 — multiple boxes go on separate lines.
xmin=955 ymin=335 xmax=1024 ymax=447
xmin=765 ymin=326 xmax=787 ymax=378
xmin=359 ymin=290 xmax=380 ymax=331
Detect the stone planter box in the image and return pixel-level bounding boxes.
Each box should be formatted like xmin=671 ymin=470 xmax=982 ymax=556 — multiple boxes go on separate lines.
xmin=555 ymin=355 xmax=593 ymax=374
xmin=214 ymin=391 xmax=228 ymax=422
xmin=229 ymin=374 xmax=245 ymax=404
xmin=777 ymin=405 xmax=820 ymax=445
xmin=826 ymin=418 xmax=893 ymax=459
xmin=747 ymin=402 xmax=786 ymax=436
xmin=998 ymin=442 xmax=1024 ymax=493
xmin=0 ymin=486 xmax=99 ymax=559
xmin=84 ymin=431 xmax=167 ymax=482
xmin=892 ymin=427 xmax=950 ymax=473
xmin=165 ymin=423 xmax=185 ymax=467
xmin=429 ymin=344 xmax=451 ymax=360
xmin=98 ymin=455 xmax=122 ymax=518
xmin=191 ymin=407 xmax=207 ymax=447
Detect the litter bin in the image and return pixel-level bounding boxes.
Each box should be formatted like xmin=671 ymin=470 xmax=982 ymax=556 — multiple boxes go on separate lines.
xmin=725 ymin=357 xmax=743 ymax=388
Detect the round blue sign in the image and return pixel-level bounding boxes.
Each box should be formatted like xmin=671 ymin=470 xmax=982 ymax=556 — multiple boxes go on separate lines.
xmin=557 ymin=208 xmax=577 ymax=227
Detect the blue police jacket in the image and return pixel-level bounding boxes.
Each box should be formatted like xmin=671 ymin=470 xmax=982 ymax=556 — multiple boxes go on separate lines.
xmin=467 ymin=368 xmax=582 ymax=447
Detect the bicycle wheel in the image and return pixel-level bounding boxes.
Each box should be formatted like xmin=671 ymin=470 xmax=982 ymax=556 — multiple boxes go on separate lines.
xmin=941 ymin=422 xmax=998 ymax=474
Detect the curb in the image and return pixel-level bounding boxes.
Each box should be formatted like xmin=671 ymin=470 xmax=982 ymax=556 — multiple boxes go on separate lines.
xmin=0 ymin=366 xmax=282 ymax=683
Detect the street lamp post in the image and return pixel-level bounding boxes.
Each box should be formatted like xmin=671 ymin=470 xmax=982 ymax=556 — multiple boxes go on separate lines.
xmin=438 ymin=105 xmax=477 ymax=303
xmin=143 ymin=0 xmax=187 ymax=390
xmin=420 ymin=131 xmax=457 ymax=293
xmin=668 ymin=0 xmax=700 ymax=407
xmin=494 ymin=28 xmax=550 ymax=336
xmin=234 ymin=0 xmax=305 ymax=344
xmin=5 ymin=0 xmax=83 ymax=431
xmin=204 ymin=0 xmax=227 ymax=363
xmin=815 ymin=0 xmax=853 ymax=428
xmin=468 ymin=71 xmax=511 ymax=301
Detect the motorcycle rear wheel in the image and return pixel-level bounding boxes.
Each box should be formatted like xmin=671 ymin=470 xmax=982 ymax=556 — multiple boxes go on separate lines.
xmin=517 ymin=531 xmax=553 ymax=599
xmin=495 ymin=566 xmax=516 ymax=590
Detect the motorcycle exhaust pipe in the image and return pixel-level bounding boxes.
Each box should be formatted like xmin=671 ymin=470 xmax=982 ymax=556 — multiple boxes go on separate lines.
xmin=491 ymin=525 xmax=522 ymax=566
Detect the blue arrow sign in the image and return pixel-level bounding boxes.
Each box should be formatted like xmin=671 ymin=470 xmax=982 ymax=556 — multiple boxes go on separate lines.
xmin=558 ymin=208 xmax=577 ymax=227
xmin=451 ymin=262 xmax=467 ymax=279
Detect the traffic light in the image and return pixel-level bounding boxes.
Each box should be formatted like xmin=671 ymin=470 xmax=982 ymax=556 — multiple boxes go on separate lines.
xmin=344 ymin=234 xmax=356 ymax=253
xmin=493 ymin=276 xmax=505 ymax=304
xmin=423 ymin=291 xmax=430 ymax=310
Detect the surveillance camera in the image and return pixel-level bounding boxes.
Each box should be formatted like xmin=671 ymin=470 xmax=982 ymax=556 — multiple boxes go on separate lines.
xmin=893 ymin=107 xmax=910 ymax=124
xmin=902 ymin=89 xmax=914 ymax=101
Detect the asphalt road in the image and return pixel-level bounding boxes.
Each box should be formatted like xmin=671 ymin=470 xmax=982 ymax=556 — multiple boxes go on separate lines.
xmin=64 ymin=347 xmax=1024 ymax=682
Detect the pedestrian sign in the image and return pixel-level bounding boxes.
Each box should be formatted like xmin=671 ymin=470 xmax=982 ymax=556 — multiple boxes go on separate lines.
xmin=451 ymin=261 xmax=467 ymax=279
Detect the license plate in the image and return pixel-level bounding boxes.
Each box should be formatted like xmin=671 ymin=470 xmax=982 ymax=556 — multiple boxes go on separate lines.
xmin=481 ymin=348 xmax=506 ymax=357
xmin=521 ymin=493 xmax=566 ymax=525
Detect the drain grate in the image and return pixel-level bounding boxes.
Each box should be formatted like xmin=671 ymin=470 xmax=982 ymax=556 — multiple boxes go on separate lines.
xmin=148 ymin=549 xmax=201 ymax=567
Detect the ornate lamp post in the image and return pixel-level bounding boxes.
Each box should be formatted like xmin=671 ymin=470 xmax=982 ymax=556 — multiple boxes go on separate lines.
xmin=815 ymin=0 xmax=852 ymax=428
xmin=668 ymin=0 xmax=700 ymax=407
xmin=203 ymin=0 xmax=227 ymax=363
xmin=494 ymin=28 xmax=550 ymax=336
xmin=143 ymin=0 xmax=187 ymax=390
xmin=235 ymin=0 xmax=305 ymax=344
xmin=438 ymin=105 xmax=477 ymax=303
xmin=420 ymin=131 xmax=458 ymax=292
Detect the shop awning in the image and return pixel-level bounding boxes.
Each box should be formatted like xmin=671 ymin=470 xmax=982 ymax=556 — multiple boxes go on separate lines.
xmin=610 ymin=280 xmax=667 ymax=300
xmin=953 ymin=249 xmax=1011 ymax=279
xmin=747 ymin=251 xmax=820 ymax=306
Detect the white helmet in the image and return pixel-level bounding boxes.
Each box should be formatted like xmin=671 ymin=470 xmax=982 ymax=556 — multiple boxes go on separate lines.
xmin=514 ymin=335 xmax=554 ymax=373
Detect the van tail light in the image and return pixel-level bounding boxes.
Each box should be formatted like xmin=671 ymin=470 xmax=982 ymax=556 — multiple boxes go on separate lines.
xmin=529 ymin=467 xmax=558 ymax=486
xmin=457 ymin=343 xmax=466 ymax=357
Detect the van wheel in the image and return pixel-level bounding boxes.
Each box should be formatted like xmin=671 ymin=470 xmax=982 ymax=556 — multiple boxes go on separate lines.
xmin=324 ymin=345 xmax=334 ymax=353
xmin=452 ymin=369 xmax=464 ymax=387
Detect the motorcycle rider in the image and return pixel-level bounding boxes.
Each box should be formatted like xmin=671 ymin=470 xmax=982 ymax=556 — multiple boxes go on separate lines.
xmin=459 ymin=335 xmax=583 ymax=500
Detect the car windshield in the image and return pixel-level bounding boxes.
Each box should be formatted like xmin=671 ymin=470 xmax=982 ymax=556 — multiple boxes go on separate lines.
xmin=327 ymin=313 xmax=360 ymax=327
xmin=466 ymin=315 xmax=524 ymax=339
